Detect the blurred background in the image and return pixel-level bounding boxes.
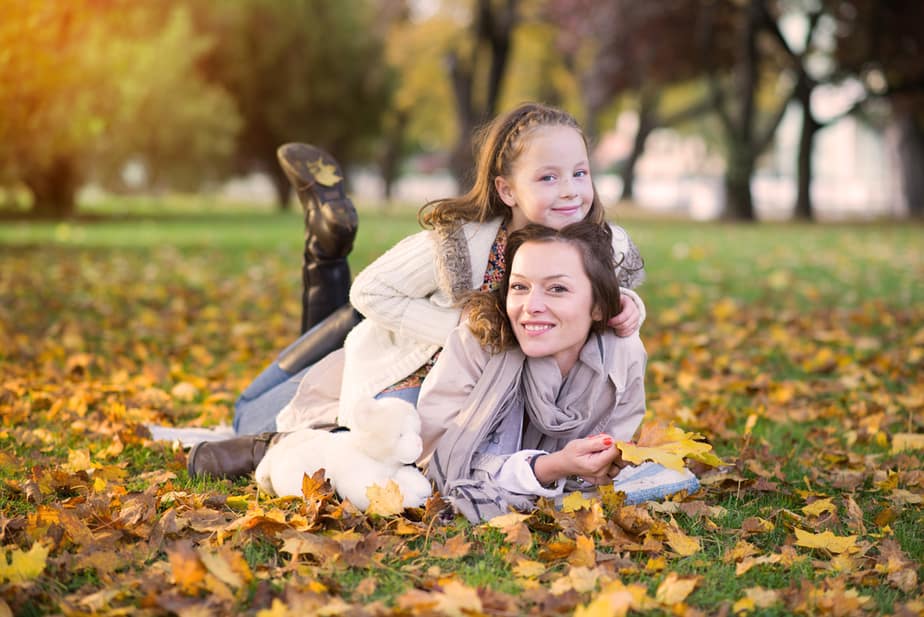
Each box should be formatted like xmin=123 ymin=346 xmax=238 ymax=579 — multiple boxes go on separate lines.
xmin=1 ymin=0 xmax=922 ymax=222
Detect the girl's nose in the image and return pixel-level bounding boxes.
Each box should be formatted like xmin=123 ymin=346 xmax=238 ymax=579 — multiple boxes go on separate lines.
xmin=561 ymin=177 xmax=576 ymax=198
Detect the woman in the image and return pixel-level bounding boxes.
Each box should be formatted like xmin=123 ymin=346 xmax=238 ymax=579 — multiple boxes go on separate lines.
xmin=418 ymin=221 xmax=647 ymax=523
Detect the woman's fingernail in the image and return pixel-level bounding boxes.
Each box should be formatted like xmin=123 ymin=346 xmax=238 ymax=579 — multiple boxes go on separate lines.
xmin=603 ymin=438 xmax=613 ymax=446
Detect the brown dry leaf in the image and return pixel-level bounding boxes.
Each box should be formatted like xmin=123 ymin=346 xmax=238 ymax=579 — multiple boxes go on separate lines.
xmin=365 ymin=480 xmax=404 ymax=517
xmin=198 ymin=546 xmax=251 ymax=589
xmin=616 ymin=422 xmax=723 ymax=471
xmin=875 ymin=538 xmax=919 ymax=593
xmin=793 ymin=528 xmax=858 ymax=554
xmin=655 ymin=572 xmax=700 ymax=605
xmin=429 ymin=534 xmax=472 ymax=559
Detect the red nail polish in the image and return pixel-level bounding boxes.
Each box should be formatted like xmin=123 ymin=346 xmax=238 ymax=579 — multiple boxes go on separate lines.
xmin=603 ymin=438 xmax=613 ymax=446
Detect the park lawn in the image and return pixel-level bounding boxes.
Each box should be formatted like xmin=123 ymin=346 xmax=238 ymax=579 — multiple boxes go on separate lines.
xmin=0 ymin=202 xmax=922 ymax=616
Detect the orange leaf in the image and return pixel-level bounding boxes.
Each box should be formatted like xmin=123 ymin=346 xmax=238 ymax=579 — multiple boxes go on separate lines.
xmin=365 ymin=480 xmax=404 ymax=517
xmin=617 ymin=423 xmax=722 ymax=471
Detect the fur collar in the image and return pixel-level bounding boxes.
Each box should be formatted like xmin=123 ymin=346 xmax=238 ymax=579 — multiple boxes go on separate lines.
xmin=432 ymin=224 xmax=473 ymax=304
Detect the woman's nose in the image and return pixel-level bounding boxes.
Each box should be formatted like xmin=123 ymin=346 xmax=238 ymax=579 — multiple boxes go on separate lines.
xmin=525 ymin=290 xmax=545 ymax=313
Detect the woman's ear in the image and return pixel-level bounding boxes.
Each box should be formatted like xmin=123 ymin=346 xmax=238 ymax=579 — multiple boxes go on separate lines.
xmin=591 ymin=304 xmax=604 ymax=322
xmin=494 ymin=176 xmax=516 ymax=207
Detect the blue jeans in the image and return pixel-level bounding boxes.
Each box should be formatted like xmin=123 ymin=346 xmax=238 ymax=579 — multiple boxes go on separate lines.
xmin=234 ymin=351 xmax=421 ymax=435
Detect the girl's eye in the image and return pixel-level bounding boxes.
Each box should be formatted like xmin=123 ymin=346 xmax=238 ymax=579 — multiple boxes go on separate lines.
xmin=539 ymin=174 xmax=556 ymax=182
xmin=574 ymin=169 xmax=588 ymax=178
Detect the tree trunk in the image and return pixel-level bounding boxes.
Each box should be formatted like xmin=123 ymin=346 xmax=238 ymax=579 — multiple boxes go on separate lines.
xmin=26 ymin=157 xmax=79 ymax=219
xmin=723 ymin=149 xmax=756 ymax=221
xmin=894 ymin=107 xmax=924 ymax=218
xmin=447 ymin=0 xmax=517 ymax=192
xmin=620 ymin=92 xmax=657 ymax=201
xmin=380 ymin=111 xmax=409 ymax=205
xmin=792 ymin=94 xmax=819 ymax=221
xmin=267 ymin=163 xmax=293 ymax=211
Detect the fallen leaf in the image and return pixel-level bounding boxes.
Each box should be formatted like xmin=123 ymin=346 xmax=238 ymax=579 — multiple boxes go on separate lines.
xmin=801 ymin=497 xmax=836 ymax=517
xmin=0 ymin=543 xmax=48 ymax=584
xmin=655 ymin=572 xmax=699 ymax=605
xmin=512 ymin=559 xmax=546 ymax=579
xmin=664 ymin=525 xmax=701 ymax=556
xmin=616 ymin=423 xmax=723 ymax=471
xmin=562 ymin=491 xmax=594 ymax=512
xmin=435 ymin=580 xmax=482 ymax=617
xmin=429 ymin=534 xmax=471 ymax=559
xmin=365 ymin=480 xmax=404 ymax=517
xmin=891 ymin=433 xmax=924 ymax=454
xmin=793 ymin=528 xmax=857 ymax=554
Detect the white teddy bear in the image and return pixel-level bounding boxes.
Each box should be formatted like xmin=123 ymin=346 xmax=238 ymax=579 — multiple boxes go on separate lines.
xmin=255 ymin=397 xmax=432 ymax=511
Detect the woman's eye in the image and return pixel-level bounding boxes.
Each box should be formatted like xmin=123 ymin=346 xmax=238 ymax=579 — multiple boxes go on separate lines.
xmin=509 ymin=282 xmax=528 ymax=292
xmin=549 ymin=285 xmax=568 ymax=293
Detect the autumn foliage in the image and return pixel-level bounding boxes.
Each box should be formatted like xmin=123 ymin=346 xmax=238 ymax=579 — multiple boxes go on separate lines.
xmin=1 ymin=216 xmax=922 ymax=615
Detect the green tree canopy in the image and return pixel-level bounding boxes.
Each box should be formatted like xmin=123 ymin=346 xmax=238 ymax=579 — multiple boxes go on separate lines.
xmin=191 ymin=0 xmax=393 ymax=207
xmin=0 ymin=1 xmax=239 ymax=217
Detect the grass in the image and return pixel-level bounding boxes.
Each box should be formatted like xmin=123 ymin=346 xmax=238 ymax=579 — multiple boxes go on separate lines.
xmin=0 ymin=197 xmax=922 ymax=615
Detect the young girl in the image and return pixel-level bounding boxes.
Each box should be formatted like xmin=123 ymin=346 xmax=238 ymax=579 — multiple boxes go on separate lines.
xmin=418 ymin=222 xmax=646 ymax=522
xmin=189 ymin=102 xmax=646 ymax=478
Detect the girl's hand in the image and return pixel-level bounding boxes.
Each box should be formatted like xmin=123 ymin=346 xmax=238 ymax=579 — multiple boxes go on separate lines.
xmin=607 ymin=297 xmax=641 ymax=336
xmin=534 ymin=434 xmax=621 ymax=486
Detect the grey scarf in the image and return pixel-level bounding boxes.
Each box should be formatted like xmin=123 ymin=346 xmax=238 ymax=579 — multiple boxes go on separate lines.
xmin=428 ymin=331 xmax=629 ymax=522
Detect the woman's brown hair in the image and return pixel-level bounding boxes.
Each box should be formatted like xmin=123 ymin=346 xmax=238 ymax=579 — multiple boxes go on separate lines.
xmin=466 ymin=222 xmax=623 ymax=352
xmin=418 ymin=102 xmax=606 ymax=231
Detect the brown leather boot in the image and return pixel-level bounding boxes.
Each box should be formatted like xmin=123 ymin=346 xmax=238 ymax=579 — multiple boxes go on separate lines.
xmin=277 ymin=143 xmax=358 ymax=333
xmin=187 ymin=432 xmax=278 ymax=480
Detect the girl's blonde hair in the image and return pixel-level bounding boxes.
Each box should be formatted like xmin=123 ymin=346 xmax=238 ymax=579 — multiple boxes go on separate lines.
xmin=418 ymin=102 xmax=606 ymax=230
xmin=466 ymin=222 xmax=622 ymax=352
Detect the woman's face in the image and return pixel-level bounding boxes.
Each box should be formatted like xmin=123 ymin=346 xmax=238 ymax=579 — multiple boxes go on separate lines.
xmin=494 ymin=125 xmax=594 ymax=232
xmin=506 ymin=241 xmax=599 ymax=375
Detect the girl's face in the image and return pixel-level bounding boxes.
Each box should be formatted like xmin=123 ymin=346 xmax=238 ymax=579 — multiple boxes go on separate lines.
xmin=494 ymin=125 xmax=594 ymax=232
xmin=506 ymin=241 xmax=600 ymax=375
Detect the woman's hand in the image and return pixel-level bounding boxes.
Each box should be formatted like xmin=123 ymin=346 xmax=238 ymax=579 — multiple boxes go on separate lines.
xmin=607 ymin=297 xmax=641 ymax=336
xmin=533 ymin=434 xmax=623 ymax=486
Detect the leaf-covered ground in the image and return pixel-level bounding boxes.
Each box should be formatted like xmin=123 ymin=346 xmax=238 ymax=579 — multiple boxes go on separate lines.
xmin=1 ymin=212 xmax=922 ymax=616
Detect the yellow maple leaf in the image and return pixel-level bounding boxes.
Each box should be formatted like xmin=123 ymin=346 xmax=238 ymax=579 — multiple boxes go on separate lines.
xmin=256 ymin=598 xmax=291 ymax=617
xmin=366 ymin=480 xmax=405 ymax=517
xmin=562 ymin=491 xmax=595 ymax=512
xmin=0 ymin=543 xmax=49 ymax=584
xmin=512 ymin=559 xmax=546 ymax=578
xmin=306 ymin=157 xmax=342 ymax=187
xmin=486 ymin=511 xmax=531 ymax=529
xmin=655 ymin=572 xmax=699 ymax=605
xmin=793 ymin=528 xmax=857 ymax=554
xmin=664 ymin=525 xmax=701 ymax=556
xmin=801 ymin=497 xmax=836 ymax=517
xmin=616 ymin=423 xmax=722 ymax=471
